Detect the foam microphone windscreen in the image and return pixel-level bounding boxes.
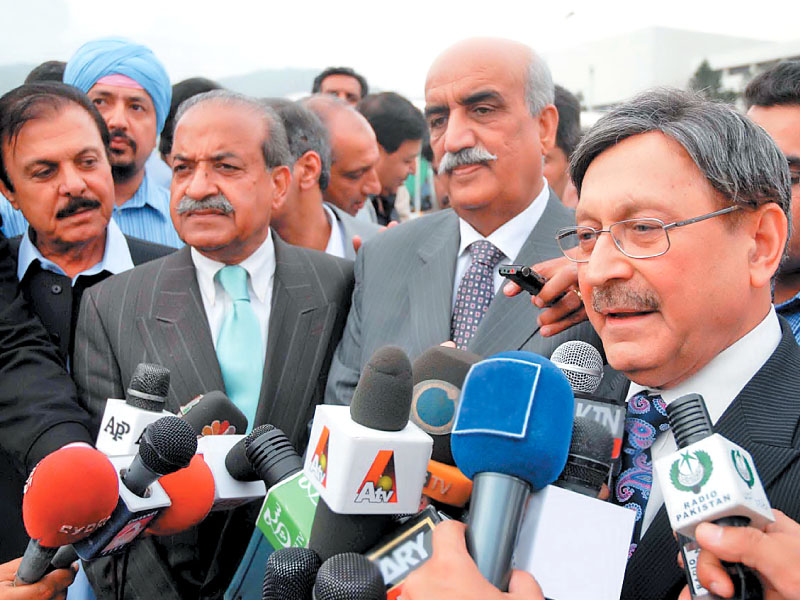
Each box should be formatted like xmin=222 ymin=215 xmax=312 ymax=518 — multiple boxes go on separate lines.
xmin=556 ymin=417 xmax=614 ymax=496
xmin=180 ymin=390 xmax=248 ymax=436
xmin=411 ymin=345 xmax=482 ymax=464
xmin=225 ymin=424 xmax=275 ymax=481
xmin=451 ymin=351 xmax=574 ymax=490
xmin=313 ymin=552 xmax=386 ymax=600
xmin=550 ymin=341 xmax=603 ymax=394
xmin=146 ymin=454 xmax=215 ymax=536
xmin=262 ymin=547 xmax=321 ymax=600
xmin=308 ymin=499 xmax=393 ymax=562
xmin=22 ymin=447 xmax=119 ymax=547
xmin=350 ymin=346 xmax=413 ymax=432
xmin=126 ymin=363 xmax=170 ymax=411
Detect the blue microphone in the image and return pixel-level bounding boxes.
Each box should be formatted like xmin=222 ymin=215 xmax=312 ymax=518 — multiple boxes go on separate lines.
xmin=451 ymin=350 xmax=574 ymax=591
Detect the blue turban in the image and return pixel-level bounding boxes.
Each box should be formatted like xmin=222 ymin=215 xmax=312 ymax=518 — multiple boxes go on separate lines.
xmin=64 ymin=37 xmax=172 ymax=134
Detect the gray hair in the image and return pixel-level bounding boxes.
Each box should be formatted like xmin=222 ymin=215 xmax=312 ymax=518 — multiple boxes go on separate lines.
xmin=525 ymin=51 xmax=555 ymax=115
xmin=262 ymin=98 xmax=332 ymax=191
xmin=174 ymin=89 xmax=292 ymax=169
xmin=571 ymin=88 xmax=791 ymax=218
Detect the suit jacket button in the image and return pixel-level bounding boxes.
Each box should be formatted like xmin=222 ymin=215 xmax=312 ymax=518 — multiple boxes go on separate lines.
xmin=51 ymin=284 xmax=62 ymax=295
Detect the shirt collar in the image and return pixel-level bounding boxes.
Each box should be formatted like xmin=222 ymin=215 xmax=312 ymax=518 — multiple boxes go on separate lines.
xmin=457 ymin=179 xmax=550 ymax=261
xmin=17 ymin=219 xmax=134 ymax=284
xmin=627 ymin=307 xmax=781 ymax=425
xmin=191 ymin=229 xmax=275 ymax=306
xmin=115 ymin=169 xmax=171 ymax=220
xmin=322 ymin=202 xmax=346 ymax=258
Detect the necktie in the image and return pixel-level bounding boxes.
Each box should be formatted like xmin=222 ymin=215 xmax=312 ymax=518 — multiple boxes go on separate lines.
xmin=611 ymin=391 xmax=669 ymax=558
xmin=215 ymin=265 xmax=263 ymax=431
xmin=451 ymin=240 xmax=505 ymax=350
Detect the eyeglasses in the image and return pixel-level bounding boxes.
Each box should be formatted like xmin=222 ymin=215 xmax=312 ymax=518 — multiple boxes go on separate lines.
xmin=556 ymin=205 xmax=743 ymax=262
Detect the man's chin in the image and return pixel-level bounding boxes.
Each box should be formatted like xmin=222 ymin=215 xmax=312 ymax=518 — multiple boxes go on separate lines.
xmin=111 ymin=161 xmax=141 ymax=183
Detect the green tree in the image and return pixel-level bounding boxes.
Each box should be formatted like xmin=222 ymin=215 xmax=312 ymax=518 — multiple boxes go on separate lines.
xmin=689 ymin=60 xmax=739 ymax=103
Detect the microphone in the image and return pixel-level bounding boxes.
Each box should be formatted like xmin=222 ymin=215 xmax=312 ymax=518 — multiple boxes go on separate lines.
xmin=450 ymin=350 xmax=574 ymax=590
xmin=146 ymin=454 xmax=216 ymax=536
xmin=313 ymin=553 xmax=386 ymax=600
xmin=73 ymin=416 xmax=197 ymax=559
xmin=262 ymin=547 xmax=321 ymax=600
xmin=410 ymin=346 xmax=478 ymax=508
xmin=96 ymin=363 xmax=173 ymax=456
xmin=15 ymin=447 xmax=119 ymax=584
xmin=305 ymin=347 xmax=431 ymax=561
xmin=196 ymin=433 xmax=266 ymax=511
xmin=179 ymin=390 xmax=248 ymax=437
xmin=555 ymin=417 xmax=614 ymax=497
xmin=654 ymin=394 xmax=772 ymax=600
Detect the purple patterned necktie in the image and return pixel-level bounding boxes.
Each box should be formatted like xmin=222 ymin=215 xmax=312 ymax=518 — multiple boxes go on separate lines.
xmin=611 ymin=391 xmax=669 ymax=558
xmin=451 ymin=240 xmax=505 ymax=350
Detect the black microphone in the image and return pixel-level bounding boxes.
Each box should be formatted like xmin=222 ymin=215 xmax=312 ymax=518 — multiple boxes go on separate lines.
xmin=179 ymin=390 xmax=248 ymax=437
xmin=313 ymin=553 xmax=386 ymax=600
xmin=262 ymin=547 xmax=322 ymax=600
xmin=555 ymin=416 xmax=614 ymax=497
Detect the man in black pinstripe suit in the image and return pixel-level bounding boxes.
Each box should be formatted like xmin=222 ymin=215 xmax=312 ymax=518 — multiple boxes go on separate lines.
xmin=72 ymin=90 xmax=354 ymax=599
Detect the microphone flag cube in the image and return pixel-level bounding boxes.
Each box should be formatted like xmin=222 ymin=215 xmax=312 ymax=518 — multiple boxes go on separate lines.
xmin=653 ymin=433 xmax=773 ymax=538
xmin=197 ymin=435 xmax=265 ymax=511
xmin=96 ymin=399 xmax=173 ymax=456
xmin=304 ymin=405 xmax=432 ymax=514
xmin=256 ymin=470 xmax=320 ymax=550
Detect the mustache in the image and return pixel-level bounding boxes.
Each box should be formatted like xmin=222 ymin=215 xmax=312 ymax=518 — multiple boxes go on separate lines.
xmin=175 ymin=194 xmax=235 ymax=215
xmin=591 ymin=283 xmax=660 ymax=313
xmin=108 ymin=129 xmax=137 ymax=153
xmin=438 ymin=145 xmax=497 ymax=175
xmin=56 ymin=196 xmax=102 ymax=219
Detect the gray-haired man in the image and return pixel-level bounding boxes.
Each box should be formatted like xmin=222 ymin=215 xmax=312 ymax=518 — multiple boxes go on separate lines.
xmin=325 ymin=37 xmax=601 ymax=405
xmin=560 ymin=88 xmax=800 ymax=599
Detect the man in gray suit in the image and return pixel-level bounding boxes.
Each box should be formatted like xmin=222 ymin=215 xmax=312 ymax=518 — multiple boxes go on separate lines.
xmin=73 ymin=91 xmax=354 ymax=599
xmin=267 ymin=99 xmax=379 ymax=259
xmin=326 ymin=37 xmax=600 ymax=404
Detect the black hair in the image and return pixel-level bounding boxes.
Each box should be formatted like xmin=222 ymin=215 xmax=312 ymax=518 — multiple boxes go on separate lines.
xmin=744 ymin=61 xmax=800 ymax=109
xmin=554 ymin=84 xmax=581 ymax=158
xmin=159 ymin=77 xmax=223 ymax=157
xmin=357 ymin=92 xmax=426 ymax=154
xmin=24 ymin=60 xmax=66 ymax=84
xmin=0 ymin=82 xmax=109 ymax=191
xmin=311 ymin=67 xmax=368 ymax=98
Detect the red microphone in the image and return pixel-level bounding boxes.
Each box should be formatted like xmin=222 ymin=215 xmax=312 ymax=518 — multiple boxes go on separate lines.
xmin=16 ymin=446 xmax=119 ymax=584
xmin=146 ymin=454 xmax=216 ymax=536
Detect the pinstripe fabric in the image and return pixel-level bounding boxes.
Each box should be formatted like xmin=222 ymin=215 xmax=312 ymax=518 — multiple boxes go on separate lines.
xmin=620 ymin=319 xmax=800 ymax=600
xmin=0 ymin=170 xmax=183 ymax=248
xmin=324 ymin=191 xmax=603 ymax=405
xmin=73 ymin=234 xmax=353 ymax=600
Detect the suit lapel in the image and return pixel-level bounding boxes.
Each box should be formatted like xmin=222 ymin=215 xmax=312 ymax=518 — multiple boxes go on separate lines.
xmin=470 ymin=191 xmax=570 ymax=356
xmin=407 ymin=212 xmax=459 ymax=356
xmin=255 ymin=237 xmax=337 ymax=442
xmin=136 ymin=247 xmax=223 ymax=412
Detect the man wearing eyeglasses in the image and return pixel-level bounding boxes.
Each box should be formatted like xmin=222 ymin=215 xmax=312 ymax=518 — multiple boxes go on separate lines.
xmin=553 ymin=88 xmax=800 ymax=600
xmin=744 ymin=61 xmax=800 ymax=344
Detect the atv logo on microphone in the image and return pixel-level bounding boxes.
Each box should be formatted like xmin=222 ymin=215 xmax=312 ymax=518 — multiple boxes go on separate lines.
xmin=355 ymin=450 xmax=397 ymax=504
xmin=308 ymin=426 xmax=330 ymax=487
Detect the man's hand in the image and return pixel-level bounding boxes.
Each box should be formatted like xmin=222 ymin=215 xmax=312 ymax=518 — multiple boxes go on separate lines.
xmin=502 ymin=256 xmax=586 ymax=337
xmin=351 ymin=220 xmax=399 ymax=253
xmin=403 ymin=520 xmax=544 ymax=600
xmin=0 ymin=557 xmax=76 ymax=600
xmin=677 ymin=510 xmax=800 ymax=600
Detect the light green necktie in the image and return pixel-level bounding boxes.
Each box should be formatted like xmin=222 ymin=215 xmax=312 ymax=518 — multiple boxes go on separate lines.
xmin=215 ymin=265 xmax=262 ymax=432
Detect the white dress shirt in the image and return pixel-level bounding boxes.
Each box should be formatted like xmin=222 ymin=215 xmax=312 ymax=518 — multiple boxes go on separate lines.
xmin=452 ymin=181 xmax=550 ymax=308
xmin=322 ymin=202 xmax=347 ymax=259
xmin=191 ymin=231 xmax=275 ymax=366
xmin=629 ymin=307 xmax=781 ymax=535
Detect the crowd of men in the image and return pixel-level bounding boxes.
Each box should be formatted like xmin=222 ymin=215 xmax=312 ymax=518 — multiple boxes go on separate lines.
xmin=1 ymin=34 xmax=800 ymax=600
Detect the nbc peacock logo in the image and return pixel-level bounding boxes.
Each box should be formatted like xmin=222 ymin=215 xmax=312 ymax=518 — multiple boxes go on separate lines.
xmin=355 ymin=450 xmax=397 ymax=503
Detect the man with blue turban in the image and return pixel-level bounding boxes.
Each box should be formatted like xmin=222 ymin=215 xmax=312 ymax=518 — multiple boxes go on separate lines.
xmin=0 ymin=38 xmax=182 ymax=247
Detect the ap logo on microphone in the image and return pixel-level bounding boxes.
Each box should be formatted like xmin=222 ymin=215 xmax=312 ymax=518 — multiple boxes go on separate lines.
xmin=355 ymin=450 xmax=397 ymax=504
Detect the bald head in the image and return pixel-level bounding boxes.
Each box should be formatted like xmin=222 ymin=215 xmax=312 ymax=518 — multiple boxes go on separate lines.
xmin=423 ymin=37 xmax=558 ymax=236
xmin=304 ymin=94 xmax=381 ymax=215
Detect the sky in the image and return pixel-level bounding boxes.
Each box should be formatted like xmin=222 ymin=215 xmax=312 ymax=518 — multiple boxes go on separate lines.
xmin=2 ymin=0 xmax=799 ymax=100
